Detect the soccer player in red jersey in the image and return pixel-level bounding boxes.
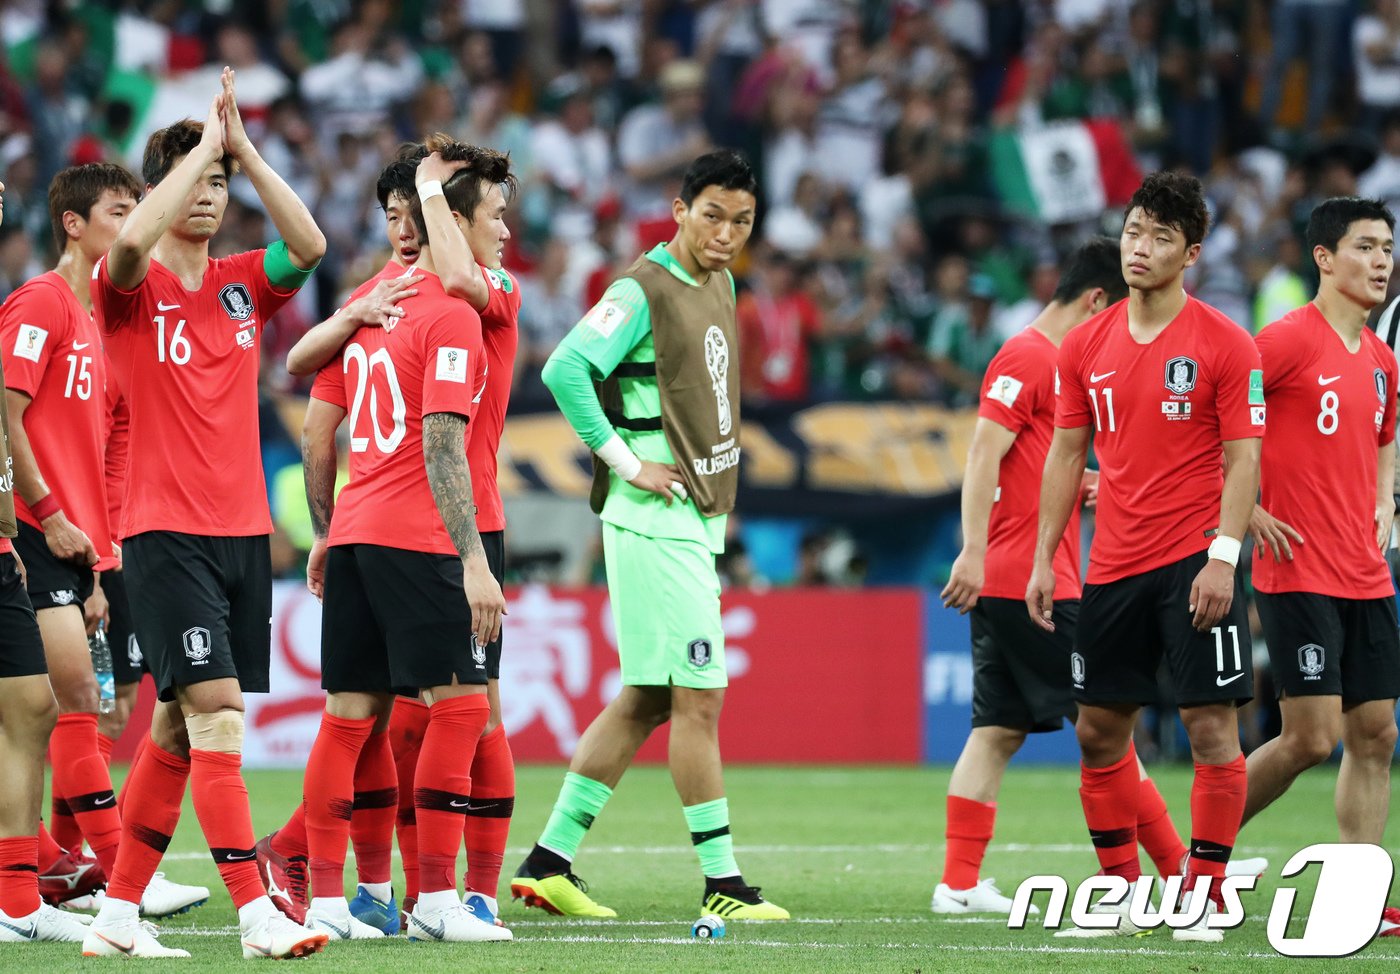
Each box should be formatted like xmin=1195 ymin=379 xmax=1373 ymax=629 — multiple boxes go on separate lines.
xmin=0 ymin=179 xmax=93 ymax=947
xmin=1028 ymin=172 xmax=1264 ymax=941
xmin=287 ymin=157 xmax=509 ymax=944
xmin=81 ymin=71 xmax=330 ymax=960
xmin=1242 ymin=198 xmax=1400 ymax=933
xmin=0 ymin=164 xmax=135 ymax=903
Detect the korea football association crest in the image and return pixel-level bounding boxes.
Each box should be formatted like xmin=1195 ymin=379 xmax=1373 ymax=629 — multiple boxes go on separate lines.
xmin=1376 ymin=368 xmax=1389 ymax=405
xmin=1298 ymin=643 xmax=1325 ymax=680
xmin=1164 ymin=356 xmax=1198 ymax=395
xmin=688 ymin=638 xmax=713 ymax=668
xmin=218 ymin=283 xmax=254 ymax=322
xmin=1070 ymin=652 xmax=1086 ymax=686
xmin=184 ymin=626 xmax=212 ymax=663
xmin=471 ymin=634 xmax=487 ymax=666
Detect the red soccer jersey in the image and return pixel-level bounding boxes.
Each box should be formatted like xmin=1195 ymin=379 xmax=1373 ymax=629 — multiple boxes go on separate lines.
xmin=468 ymin=265 xmax=520 ymax=533
xmin=93 ymin=251 xmax=298 ymax=538
xmin=978 ymin=327 xmax=1081 ymax=601
xmin=317 ymin=271 xmax=486 ymax=555
xmin=0 ymin=272 xmax=116 ymax=568
xmin=1055 ymin=296 xmax=1264 ymax=584
xmin=103 ymin=373 xmax=129 ymax=550
xmin=1253 ymin=304 xmax=1398 ymax=598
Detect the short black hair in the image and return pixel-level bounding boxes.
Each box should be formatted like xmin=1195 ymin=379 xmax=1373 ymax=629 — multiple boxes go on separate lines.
xmin=1305 ymin=196 xmax=1396 ymax=255
xmin=1124 ymin=171 xmax=1210 ymax=247
xmin=142 ymin=119 xmax=235 ymax=186
xmin=376 ymin=149 xmax=419 ymax=212
xmin=679 ymin=149 xmax=757 ymax=207
xmin=48 ymin=163 xmax=141 ymax=252
xmin=1052 ymin=237 xmax=1128 ymax=305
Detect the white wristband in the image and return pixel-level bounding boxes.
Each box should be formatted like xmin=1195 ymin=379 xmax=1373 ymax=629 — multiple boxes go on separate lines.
xmin=1207 ymin=535 xmax=1242 ymax=568
xmin=418 ymin=180 xmax=444 ymax=203
xmin=596 ymin=434 xmax=642 ymax=482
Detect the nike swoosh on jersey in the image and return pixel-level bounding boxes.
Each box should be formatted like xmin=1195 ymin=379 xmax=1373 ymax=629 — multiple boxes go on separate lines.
xmin=156 ymin=301 xmax=181 ymax=311
xmin=72 ymin=341 xmax=90 ymax=350
xmin=1216 ymin=673 xmax=1244 ymax=687
xmin=1318 ymin=375 xmax=1342 ymax=385
xmin=1089 ymin=371 xmax=1116 ymax=382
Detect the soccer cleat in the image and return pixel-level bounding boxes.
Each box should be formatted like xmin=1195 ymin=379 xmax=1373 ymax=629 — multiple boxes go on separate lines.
xmin=406 ymin=901 xmax=512 ymax=942
xmin=61 ymin=891 xmax=103 ymax=914
xmin=702 ymin=884 xmax=790 ymax=921
xmin=306 ymin=900 xmax=387 ymax=940
xmin=239 ymin=911 xmax=329 ymax=959
xmin=1379 ymin=906 xmax=1400 ymax=936
xmin=82 ymin=913 xmax=191 ymax=957
xmin=254 ymin=832 xmax=308 ymax=924
xmin=1053 ymin=894 xmax=1150 ymax=938
xmin=1173 ymin=891 xmax=1223 ymax=942
xmin=349 ymin=884 xmax=400 ymax=935
xmin=38 ymin=850 xmax=105 ymax=905
xmin=1224 ymin=856 xmax=1269 ymax=879
xmin=511 ymin=861 xmax=616 ymax=918
xmin=932 ymin=877 xmax=1036 ymax=916
xmin=141 ymin=873 xmax=210 ymax=917
xmin=464 ymin=892 xmax=504 ymax=927
xmin=0 ymin=903 xmax=90 ymax=942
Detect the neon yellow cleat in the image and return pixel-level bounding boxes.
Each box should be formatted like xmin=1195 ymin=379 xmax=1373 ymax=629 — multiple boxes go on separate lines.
xmin=510 ymin=869 xmax=617 ymax=918
xmin=702 ymin=885 xmax=790 ymax=920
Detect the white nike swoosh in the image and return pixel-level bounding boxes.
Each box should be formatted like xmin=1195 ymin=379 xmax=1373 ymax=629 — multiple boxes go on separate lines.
xmin=1089 ymin=371 xmax=1116 ymax=382
xmin=1318 ymin=375 xmax=1341 ymax=386
xmin=226 ymin=852 xmax=256 ymax=860
xmin=1216 ymin=673 xmax=1244 ymax=687
xmin=157 ymin=301 xmax=181 ymax=311
xmin=450 ymin=800 xmax=471 ymax=808
xmin=72 ymin=341 xmax=90 ymax=350
xmin=94 ymin=795 xmax=114 ymax=805
xmin=0 ymin=919 xmax=35 ymax=939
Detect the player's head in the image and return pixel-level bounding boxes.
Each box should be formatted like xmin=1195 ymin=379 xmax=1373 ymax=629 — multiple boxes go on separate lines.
xmin=422 ymin=132 xmax=516 ymax=271
xmin=1307 ymin=196 xmax=1395 ymax=310
xmin=142 ymin=120 xmax=236 ymax=241
xmin=672 ymin=149 xmax=758 ymax=274
xmin=376 ymin=151 xmax=422 ymax=265
xmin=1119 ymin=171 xmax=1209 ymax=291
xmin=48 ymin=163 xmax=141 ymax=259
xmin=1052 ymin=236 xmax=1128 ymax=320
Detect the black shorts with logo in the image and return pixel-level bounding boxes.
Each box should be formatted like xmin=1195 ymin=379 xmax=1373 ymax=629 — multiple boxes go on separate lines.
xmin=13 ymin=520 xmax=94 ymax=611
xmin=0 ymin=550 xmax=48 ymax=678
xmin=1256 ymin=591 xmax=1400 ymax=703
xmin=1075 ymin=550 xmax=1253 ymax=707
xmin=321 ymin=544 xmax=488 ymax=696
xmin=103 ymin=569 xmax=147 ymax=685
xmin=123 ymin=531 xmax=272 ymax=703
xmin=970 ymin=597 xmax=1078 ymax=733
xmin=482 ymin=530 xmax=504 ymax=680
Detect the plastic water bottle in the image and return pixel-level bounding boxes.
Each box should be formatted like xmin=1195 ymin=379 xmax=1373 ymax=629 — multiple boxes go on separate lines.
xmin=89 ymin=622 xmax=116 ymax=715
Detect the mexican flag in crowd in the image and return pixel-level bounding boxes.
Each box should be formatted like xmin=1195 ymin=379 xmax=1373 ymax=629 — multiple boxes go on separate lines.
xmin=990 ymin=119 xmax=1142 ymax=225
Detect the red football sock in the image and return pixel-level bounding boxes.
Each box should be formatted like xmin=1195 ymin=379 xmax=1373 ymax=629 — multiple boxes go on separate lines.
xmin=390 ymin=700 xmax=429 ymax=900
xmin=941 ymin=795 xmax=996 ymax=890
xmin=274 ymin=804 xmax=309 ymax=860
xmin=414 ymin=695 xmax=489 ymax=895
xmin=50 ymin=713 xmax=121 ymax=877
xmin=1187 ymin=755 xmax=1247 ymax=907
xmin=350 ymin=728 xmax=398 ymax=888
xmin=0 ymin=836 xmax=40 ymax=918
xmin=48 ymin=769 xmax=81 ymax=854
xmin=463 ymin=724 xmax=514 ymax=897
xmin=1079 ymin=745 xmax=1142 ymax=882
xmin=106 ymin=743 xmax=188 ymax=904
xmin=1138 ymin=775 xmax=1187 ymax=880
xmin=117 ymin=734 xmax=149 ymax=821
xmin=37 ymin=823 xmax=63 ymax=867
xmin=304 ymin=713 xmax=375 ymax=900
xmin=189 ymin=748 xmax=265 ymax=909
xmin=97 ymin=732 xmax=117 ymax=767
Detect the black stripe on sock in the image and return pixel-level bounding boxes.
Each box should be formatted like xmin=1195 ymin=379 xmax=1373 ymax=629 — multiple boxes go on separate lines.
xmin=52 ymin=798 xmax=73 ymax=816
xmin=396 ymin=806 xmax=416 ymax=826
xmin=131 ymin=824 xmax=172 ymax=853
xmin=465 ymin=796 xmax=514 ymax=818
xmin=1188 ymin=839 xmax=1234 ymax=864
xmin=352 ymin=788 xmax=398 ymax=811
xmin=1089 ymin=827 xmax=1135 ymax=849
xmin=1 ymin=863 xmax=37 ymax=873
xmin=690 ymin=825 xmax=731 ymax=846
xmin=327 ymin=797 xmax=353 ymax=822
xmin=209 ymin=846 xmax=256 ymax=864
xmin=65 ymin=790 xmax=118 ymax=814
xmin=414 ymin=787 xmax=470 ymax=814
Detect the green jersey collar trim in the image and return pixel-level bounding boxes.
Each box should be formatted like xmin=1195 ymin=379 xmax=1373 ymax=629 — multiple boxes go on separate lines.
xmin=645 ymin=243 xmax=703 ymax=287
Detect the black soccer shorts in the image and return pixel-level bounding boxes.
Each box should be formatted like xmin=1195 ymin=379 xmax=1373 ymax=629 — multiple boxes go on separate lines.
xmin=103 ymin=568 xmax=147 ymax=685
xmin=1256 ymin=591 xmax=1400 ymax=703
xmin=13 ymin=520 xmax=94 ymax=610
xmin=0 ymin=549 xmax=48 ymax=679
xmin=970 ymin=597 xmax=1078 ymax=733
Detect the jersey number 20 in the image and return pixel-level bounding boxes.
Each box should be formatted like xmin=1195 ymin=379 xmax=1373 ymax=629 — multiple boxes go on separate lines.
xmin=344 ymin=342 xmax=407 ymax=453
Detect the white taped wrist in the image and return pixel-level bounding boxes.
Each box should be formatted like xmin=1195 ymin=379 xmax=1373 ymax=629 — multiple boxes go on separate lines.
xmin=596 ymin=435 xmax=642 ymax=482
xmin=418 ymin=180 xmax=445 ymax=203
xmin=1207 ymin=535 xmax=1242 ymax=568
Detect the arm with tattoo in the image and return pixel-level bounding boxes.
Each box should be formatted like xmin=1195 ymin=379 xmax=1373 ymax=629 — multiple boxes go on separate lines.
xmin=422 ymin=412 xmax=484 ymax=559
xmin=302 ymin=398 xmax=345 ymax=539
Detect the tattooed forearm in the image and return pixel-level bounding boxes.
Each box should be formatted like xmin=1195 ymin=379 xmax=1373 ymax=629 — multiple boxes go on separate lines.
xmin=302 ymin=429 xmax=337 ymax=539
xmin=423 ymin=412 xmax=484 ymax=560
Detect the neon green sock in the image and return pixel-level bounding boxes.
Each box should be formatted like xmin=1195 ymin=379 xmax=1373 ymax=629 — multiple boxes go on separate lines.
xmin=684 ymin=798 xmax=739 ymax=879
xmin=537 ymin=772 xmax=613 ymax=860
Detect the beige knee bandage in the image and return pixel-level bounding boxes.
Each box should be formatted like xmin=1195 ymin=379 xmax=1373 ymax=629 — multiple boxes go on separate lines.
xmin=184 ymin=710 xmax=245 ymax=753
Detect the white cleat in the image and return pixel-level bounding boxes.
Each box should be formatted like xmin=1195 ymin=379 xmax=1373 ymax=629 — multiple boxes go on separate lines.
xmin=1053 ymin=896 xmax=1149 ymax=938
xmin=142 ymin=873 xmax=210 ymax=918
xmin=306 ymin=902 xmax=387 ymax=940
xmin=407 ymin=902 xmax=512 ymax=942
xmin=0 ymin=903 xmax=91 ymax=942
xmin=931 ymin=878 xmax=1035 ymax=916
xmin=240 ymin=911 xmax=329 ymax=959
xmin=1225 ymin=856 xmax=1268 ymax=879
xmin=82 ymin=914 xmax=191 ymax=957
xmin=61 ymin=892 xmax=102 ymax=915
xmin=1173 ymin=894 xmax=1223 ymax=943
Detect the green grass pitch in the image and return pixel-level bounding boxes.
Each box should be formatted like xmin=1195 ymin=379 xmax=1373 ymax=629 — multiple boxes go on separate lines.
xmin=8 ymin=762 xmax=1400 ymax=971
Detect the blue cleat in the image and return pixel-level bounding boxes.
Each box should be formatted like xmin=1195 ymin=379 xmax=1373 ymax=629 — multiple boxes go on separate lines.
xmin=463 ymin=892 xmax=503 ymax=927
xmin=348 ymin=885 xmax=400 ymax=936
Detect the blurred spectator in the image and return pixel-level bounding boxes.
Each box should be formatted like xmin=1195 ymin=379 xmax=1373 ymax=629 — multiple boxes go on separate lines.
xmin=26 ymin=41 xmax=88 ymax=186
xmin=995 ymin=256 xmax=1060 ymax=340
xmin=1355 ymin=0 xmax=1400 ymax=129
xmin=764 ymin=171 xmax=824 ymax=256
xmin=457 ymin=1 xmax=525 ymax=82
xmin=737 ymin=249 xmax=824 ymax=405
xmin=1258 ymin=0 xmax=1350 ymax=142
xmin=580 ymin=44 xmax=636 ymax=132
xmin=1360 ymin=111 xmax=1400 ymax=212
xmin=815 ymin=31 xmax=888 ymax=195
xmin=516 ymin=238 xmax=584 ymax=409
xmin=575 ymin=0 xmax=644 ymax=79
xmin=617 ymin=59 xmax=711 ymax=221
xmin=0 ymin=223 xmax=41 ymax=302
xmin=529 ymin=77 xmax=612 ymax=242
xmin=458 ymin=80 xmax=535 ymax=180
xmin=445 ymin=29 xmax=501 ymax=107
xmin=299 ymin=19 xmax=424 ymax=140
xmin=1251 ymin=224 xmax=1310 ymax=332
xmin=928 ymin=272 xmax=1004 ymax=406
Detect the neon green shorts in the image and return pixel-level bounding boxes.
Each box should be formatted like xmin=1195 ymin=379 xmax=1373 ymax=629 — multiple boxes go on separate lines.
xmin=602 ymin=523 xmax=727 ymax=689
